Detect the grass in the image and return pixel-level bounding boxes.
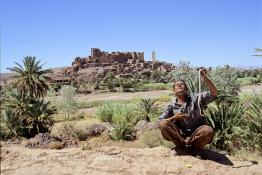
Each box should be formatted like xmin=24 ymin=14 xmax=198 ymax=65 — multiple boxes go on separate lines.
xmin=52 ymin=112 xmax=95 ymax=122
xmin=156 ymin=94 xmax=173 ymax=103
xmin=76 ymin=99 xmax=137 ymax=109
xmin=140 ymin=83 xmax=173 ymax=91
xmin=239 ymin=92 xmax=262 ymax=104
xmin=237 ymin=77 xmax=260 ymax=86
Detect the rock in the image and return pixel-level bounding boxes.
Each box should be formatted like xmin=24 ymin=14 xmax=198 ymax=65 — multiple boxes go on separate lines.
xmin=87 ymin=123 xmax=107 ymax=137
xmin=134 ymin=120 xmax=159 ymax=137
xmin=25 ymin=133 xmax=55 ymax=149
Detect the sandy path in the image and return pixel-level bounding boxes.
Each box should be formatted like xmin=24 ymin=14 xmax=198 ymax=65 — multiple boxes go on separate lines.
xmin=1 ymin=144 xmax=261 ymax=175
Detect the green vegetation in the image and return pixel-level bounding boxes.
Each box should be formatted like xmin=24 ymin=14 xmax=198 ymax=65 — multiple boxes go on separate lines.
xmin=140 ymin=83 xmax=172 ymax=91
xmin=103 ymin=73 xmax=119 ymax=91
xmin=237 ymin=77 xmax=261 ymax=86
xmin=136 ymin=98 xmax=160 ymax=122
xmin=1 ymin=57 xmax=56 ymax=138
xmin=7 ymin=56 xmax=51 ymax=98
xmin=0 ymin=57 xmax=261 ymax=157
xmin=59 ymin=85 xmax=77 ymax=120
xmin=168 ymin=62 xmax=262 ymax=153
xmin=95 ymin=98 xmax=161 ymax=140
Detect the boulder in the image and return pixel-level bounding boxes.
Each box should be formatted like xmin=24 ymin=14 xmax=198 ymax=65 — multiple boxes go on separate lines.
xmin=134 ymin=120 xmax=159 ymax=137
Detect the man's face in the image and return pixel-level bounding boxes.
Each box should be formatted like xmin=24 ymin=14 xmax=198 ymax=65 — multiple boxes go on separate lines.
xmin=173 ymin=80 xmax=187 ymax=96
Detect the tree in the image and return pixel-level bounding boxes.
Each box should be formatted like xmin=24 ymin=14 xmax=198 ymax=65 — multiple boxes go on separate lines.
xmin=210 ymin=65 xmax=240 ymax=98
xmin=136 ymin=98 xmax=159 ymax=122
xmin=7 ymin=56 xmax=51 ymax=98
xmin=24 ymin=99 xmax=56 ymax=135
xmin=59 ymin=85 xmax=77 ymax=120
xmin=1 ymin=89 xmax=56 ymax=138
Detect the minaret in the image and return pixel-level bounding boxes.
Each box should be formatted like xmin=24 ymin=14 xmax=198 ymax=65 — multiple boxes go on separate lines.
xmin=152 ymin=50 xmax=156 ymax=63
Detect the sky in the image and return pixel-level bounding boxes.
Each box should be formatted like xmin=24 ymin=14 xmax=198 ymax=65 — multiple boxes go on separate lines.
xmin=0 ymin=0 xmax=262 ymax=72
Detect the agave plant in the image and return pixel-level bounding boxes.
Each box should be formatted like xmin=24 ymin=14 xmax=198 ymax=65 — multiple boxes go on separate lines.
xmin=7 ymin=56 xmax=52 ymax=98
xmin=2 ymin=89 xmax=30 ymax=116
xmin=205 ymin=101 xmax=246 ymax=151
xmin=0 ymin=109 xmax=20 ymax=137
xmin=245 ymin=95 xmax=262 ymax=148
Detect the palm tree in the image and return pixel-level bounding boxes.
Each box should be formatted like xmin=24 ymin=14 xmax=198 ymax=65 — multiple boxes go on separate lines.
xmin=7 ymin=56 xmax=52 ymax=98
xmin=137 ymin=98 xmax=159 ymax=122
xmin=23 ymin=99 xmax=56 ymax=136
xmin=2 ymin=89 xmax=56 ymax=137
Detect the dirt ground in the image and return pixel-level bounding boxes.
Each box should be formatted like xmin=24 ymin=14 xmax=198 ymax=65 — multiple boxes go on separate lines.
xmin=1 ymin=143 xmax=261 ymax=175
xmin=1 ymin=85 xmax=262 ymax=175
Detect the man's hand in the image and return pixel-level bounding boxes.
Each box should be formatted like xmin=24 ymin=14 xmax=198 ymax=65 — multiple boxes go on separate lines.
xmin=197 ymin=67 xmax=218 ymax=97
xmin=197 ymin=67 xmax=207 ymax=78
xmin=167 ymin=112 xmax=190 ymax=122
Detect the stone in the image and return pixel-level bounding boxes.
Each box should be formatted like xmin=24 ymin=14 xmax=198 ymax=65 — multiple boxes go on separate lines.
xmin=134 ymin=120 xmax=159 ymax=137
xmin=25 ymin=133 xmax=56 ymax=149
xmin=87 ymin=123 xmax=107 ymax=137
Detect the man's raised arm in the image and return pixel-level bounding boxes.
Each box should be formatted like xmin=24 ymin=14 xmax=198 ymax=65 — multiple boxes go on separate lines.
xmin=200 ymin=68 xmax=218 ymax=97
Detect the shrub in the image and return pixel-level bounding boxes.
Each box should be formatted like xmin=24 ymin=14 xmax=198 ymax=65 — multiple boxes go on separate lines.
xmin=103 ymin=73 xmax=119 ymax=91
xmin=141 ymin=83 xmax=170 ymax=91
xmin=118 ymin=77 xmax=138 ymax=90
xmin=237 ymin=77 xmax=258 ymax=86
xmin=96 ymin=102 xmax=122 ymax=122
xmin=59 ymin=85 xmax=77 ymax=120
xmin=96 ymin=102 xmax=137 ymax=141
xmin=111 ymin=118 xmax=135 ymax=141
xmin=210 ymin=65 xmax=240 ymax=97
xmin=150 ymin=71 xmax=168 ymax=83
xmin=110 ymin=104 xmax=137 ymax=141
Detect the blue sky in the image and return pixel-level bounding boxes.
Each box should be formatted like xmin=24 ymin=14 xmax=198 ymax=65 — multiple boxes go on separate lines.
xmin=1 ymin=0 xmax=261 ymax=72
